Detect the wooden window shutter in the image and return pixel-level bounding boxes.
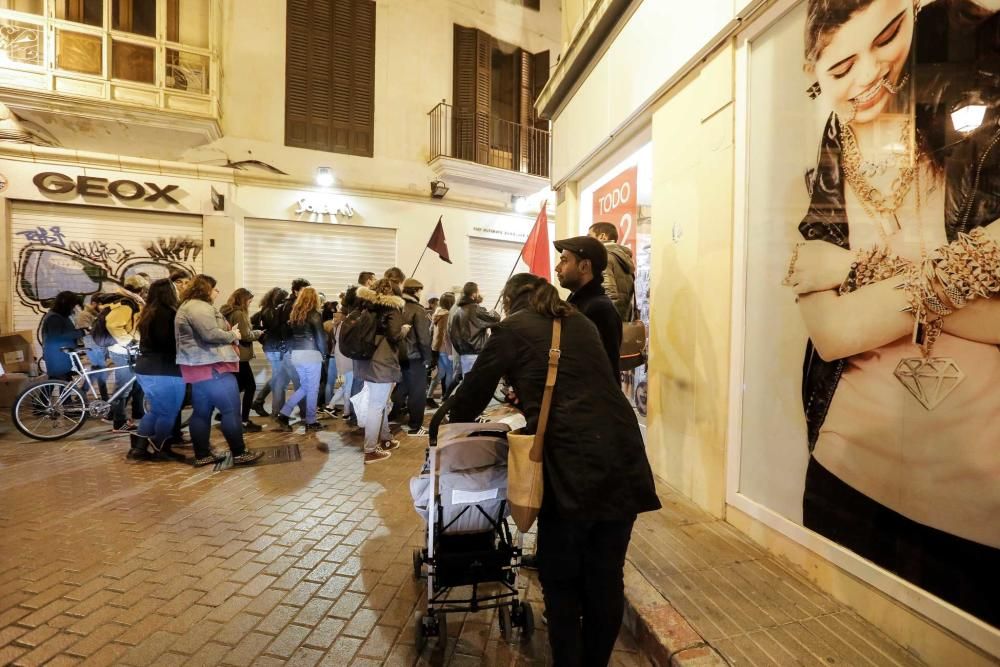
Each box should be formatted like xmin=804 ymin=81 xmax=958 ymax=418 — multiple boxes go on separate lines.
xmin=285 ymin=0 xmax=375 ymax=157
xmin=452 ymin=25 xmax=492 ymax=164
xmin=517 ymin=49 xmax=532 ymax=172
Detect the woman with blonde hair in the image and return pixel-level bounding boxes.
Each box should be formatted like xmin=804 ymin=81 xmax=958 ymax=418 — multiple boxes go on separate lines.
xmin=275 ymin=286 xmax=327 ymax=433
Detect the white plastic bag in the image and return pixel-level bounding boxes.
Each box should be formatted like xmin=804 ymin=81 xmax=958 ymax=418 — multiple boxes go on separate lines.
xmin=350 ymin=384 xmax=369 ymax=423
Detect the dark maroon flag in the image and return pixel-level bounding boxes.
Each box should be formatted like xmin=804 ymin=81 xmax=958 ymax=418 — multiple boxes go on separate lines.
xmin=427 ymin=216 xmax=452 ymax=264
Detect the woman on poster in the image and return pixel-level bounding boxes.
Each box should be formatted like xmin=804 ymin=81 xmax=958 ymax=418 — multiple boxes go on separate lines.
xmin=782 ymin=0 xmax=1000 ymax=623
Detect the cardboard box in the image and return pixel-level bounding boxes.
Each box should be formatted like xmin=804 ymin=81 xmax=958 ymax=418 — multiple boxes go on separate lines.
xmin=0 ymin=372 xmax=33 ymax=408
xmin=0 ymin=330 xmax=39 ymax=376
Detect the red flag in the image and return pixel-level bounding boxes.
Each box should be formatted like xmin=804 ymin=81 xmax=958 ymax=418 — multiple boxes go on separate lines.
xmin=520 ymin=202 xmax=550 ymax=278
xmin=426 ymin=216 xmax=452 ymax=264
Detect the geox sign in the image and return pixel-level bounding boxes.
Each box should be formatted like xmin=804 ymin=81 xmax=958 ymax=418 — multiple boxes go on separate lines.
xmin=33 ymin=172 xmax=182 ymax=205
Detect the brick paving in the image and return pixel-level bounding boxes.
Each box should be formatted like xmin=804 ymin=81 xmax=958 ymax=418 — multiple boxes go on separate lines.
xmin=0 ymin=412 xmax=642 ymax=666
xmin=628 ymin=483 xmax=927 ymax=667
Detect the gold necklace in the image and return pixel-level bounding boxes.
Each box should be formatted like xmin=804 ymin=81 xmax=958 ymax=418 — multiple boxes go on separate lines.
xmin=840 ymin=120 xmax=915 ymax=238
xmin=892 ymin=160 xmax=965 ymax=410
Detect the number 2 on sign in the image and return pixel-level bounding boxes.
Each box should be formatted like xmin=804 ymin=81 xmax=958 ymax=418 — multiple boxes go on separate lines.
xmin=618 ymin=214 xmax=633 ymax=249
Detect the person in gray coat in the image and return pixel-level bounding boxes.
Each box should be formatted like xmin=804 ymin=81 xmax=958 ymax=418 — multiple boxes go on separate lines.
xmin=589 ymin=222 xmax=636 ymax=321
xmin=175 ymin=274 xmax=262 ymax=467
xmin=355 ymin=279 xmax=406 ymax=464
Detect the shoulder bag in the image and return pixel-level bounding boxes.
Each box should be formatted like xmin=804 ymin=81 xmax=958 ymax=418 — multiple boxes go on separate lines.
xmin=620 ymin=290 xmax=647 ymax=371
xmin=507 ymin=318 xmax=561 ymax=533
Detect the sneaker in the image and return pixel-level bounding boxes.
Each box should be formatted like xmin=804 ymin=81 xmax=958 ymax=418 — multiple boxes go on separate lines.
xmin=112 ymin=422 xmax=137 ymax=434
xmin=364 ymin=449 xmax=391 ymax=464
xmin=251 ymin=401 xmax=269 ymax=418
xmin=214 ymin=413 xmax=222 ymax=422
xmin=426 ymin=398 xmax=440 ymax=409
xmin=243 ymin=420 xmax=263 ymax=433
xmin=305 ymin=422 xmax=327 ymax=432
xmin=340 ymin=412 xmax=353 ymax=421
xmin=157 ymin=447 xmax=188 ymax=462
xmin=233 ymin=449 xmax=264 ymax=465
xmin=274 ymin=414 xmax=293 ymax=432
xmin=407 ymin=427 xmax=428 ymax=437
xmin=192 ymin=453 xmax=225 ymax=467
xmin=380 ymin=439 xmax=401 ymax=451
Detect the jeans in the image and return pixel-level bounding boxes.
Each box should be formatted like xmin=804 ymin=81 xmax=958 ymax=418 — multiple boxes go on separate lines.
xmin=266 ymin=350 xmax=304 ymax=417
xmin=428 ymin=352 xmax=453 ymax=399
xmin=236 ymin=361 xmax=256 ymax=422
xmin=363 ymin=381 xmax=393 ymax=453
xmin=109 ymin=350 xmax=144 ymax=427
xmin=401 ymin=360 xmax=428 ymax=430
xmin=537 ymin=516 xmax=635 ymax=667
xmin=331 ymin=370 xmax=354 ymax=416
xmin=460 ymin=354 xmax=477 ymax=375
xmin=281 ymin=351 xmax=322 ymax=424
xmin=135 ymin=374 xmax=185 ymax=448
xmin=190 ymin=371 xmax=245 ymax=459
xmin=324 ymin=358 xmax=339 ymax=405
xmin=85 ymin=346 xmax=109 ymax=400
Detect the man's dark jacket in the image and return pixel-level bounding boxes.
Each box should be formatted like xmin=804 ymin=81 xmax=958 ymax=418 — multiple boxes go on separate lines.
xmin=401 ymin=293 xmax=432 ymax=363
xmin=448 ymin=296 xmax=501 ymax=355
xmin=568 ymin=278 xmax=622 ymax=377
xmin=449 ymin=299 xmax=660 ymax=521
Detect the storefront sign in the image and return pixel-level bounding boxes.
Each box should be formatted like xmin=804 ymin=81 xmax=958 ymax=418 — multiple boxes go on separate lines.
xmin=293 ymin=196 xmax=356 ymax=218
xmin=470 ymin=222 xmax=529 ymax=243
xmin=33 ymin=172 xmax=181 ymax=204
xmin=592 ymin=166 xmax=638 ymax=254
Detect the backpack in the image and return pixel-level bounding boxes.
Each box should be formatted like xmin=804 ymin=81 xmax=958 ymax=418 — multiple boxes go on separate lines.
xmin=338 ymin=309 xmax=379 ymax=360
xmin=90 ymin=306 xmax=118 ymax=348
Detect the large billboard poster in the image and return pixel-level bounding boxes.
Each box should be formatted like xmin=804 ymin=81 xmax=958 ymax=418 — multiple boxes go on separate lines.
xmin=739 ymin=0 xmax=999 ymax=628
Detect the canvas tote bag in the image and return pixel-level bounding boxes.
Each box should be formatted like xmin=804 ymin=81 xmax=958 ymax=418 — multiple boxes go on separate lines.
xmin=507 ymin=318 xmax=562 ymax=533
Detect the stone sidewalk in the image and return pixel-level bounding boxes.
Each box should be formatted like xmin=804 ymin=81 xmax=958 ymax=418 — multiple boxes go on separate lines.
xmin=0 ymin=413 xmax=642 ymax=666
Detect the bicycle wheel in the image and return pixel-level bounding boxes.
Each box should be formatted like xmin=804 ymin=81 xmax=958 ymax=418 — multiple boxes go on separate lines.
xmin=12 ymin=381 xmax=88 ymax=441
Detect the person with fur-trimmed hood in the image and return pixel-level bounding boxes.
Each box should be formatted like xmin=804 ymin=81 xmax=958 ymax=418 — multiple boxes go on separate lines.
xmin=356 ymin=278 xmax=407 ymax=464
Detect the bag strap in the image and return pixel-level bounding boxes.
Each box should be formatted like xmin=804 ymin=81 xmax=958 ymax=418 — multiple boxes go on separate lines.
xmin=530 ymin=318 xmax=562 ymax=460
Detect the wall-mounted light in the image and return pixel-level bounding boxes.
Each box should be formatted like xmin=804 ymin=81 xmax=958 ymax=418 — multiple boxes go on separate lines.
xmin=315 ymin=166 xmax=334 ymax=187
xmin=512 ymin=195 xmax=529 ymax=214
xmin=430 ymin=180 xmax=449 ymax=199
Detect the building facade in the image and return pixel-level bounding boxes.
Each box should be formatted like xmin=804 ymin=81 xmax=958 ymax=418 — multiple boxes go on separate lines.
xmin=540 ymin=0 xmax=999 ymax=663
xmin=0 ymin=0 xmax=560 ymax=341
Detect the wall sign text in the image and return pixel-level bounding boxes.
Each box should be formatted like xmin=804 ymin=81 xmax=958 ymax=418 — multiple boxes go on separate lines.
xmin=34 ymin=172 xmax=181 ymax=204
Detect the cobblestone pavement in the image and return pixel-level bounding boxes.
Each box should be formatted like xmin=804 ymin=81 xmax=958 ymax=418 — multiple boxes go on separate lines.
xmin=0 ymin=413 xmax=642 ymax=666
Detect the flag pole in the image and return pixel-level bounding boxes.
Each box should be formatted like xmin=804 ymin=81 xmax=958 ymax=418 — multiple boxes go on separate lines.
xmin=410 ymin=245 xmax=429 ymax=278
xmin=492 ymin=250 xmax=525 ymax=312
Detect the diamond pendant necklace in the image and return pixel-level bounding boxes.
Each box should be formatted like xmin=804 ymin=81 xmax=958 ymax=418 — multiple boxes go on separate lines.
xmin=891 ymin=145 xmax=965 ymax=410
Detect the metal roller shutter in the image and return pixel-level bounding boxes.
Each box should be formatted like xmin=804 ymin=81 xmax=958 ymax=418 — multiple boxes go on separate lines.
xmin=242 ymin=218 xmax=396 ymax=303
xmin=467 ymin=236 xmax=523 ymax=311
xmin=11 ymin=201 xmax=203 ymax=347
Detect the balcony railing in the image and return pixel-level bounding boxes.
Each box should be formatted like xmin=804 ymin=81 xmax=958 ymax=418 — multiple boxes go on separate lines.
xmin=429 ymin=102 xmax=550 ymax=179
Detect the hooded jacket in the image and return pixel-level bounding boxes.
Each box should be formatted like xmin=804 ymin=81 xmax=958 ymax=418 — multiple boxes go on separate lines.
xmin=401 ymin=293 xmax=433 ymax=362
xmin=354 ymin=287 xmax=405 ymax=384
xmin=448 ymin=296 xmax=501 ymax=355
xmin=448 ymin=293 xmax=661 ymax=521
xmin=602 ymin=243 xmax=636 ymax=321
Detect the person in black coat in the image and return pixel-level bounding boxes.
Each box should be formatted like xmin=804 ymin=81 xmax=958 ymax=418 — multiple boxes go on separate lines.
xmin=554 ymin=236 xmax=623 ymax=377
xmin=133 ymin=279 xmax=186 ymax=462
xmin=448 ymin=273 xmax=660 ymax=667
xmin=40 ymin=291 xmax=85 ymax=380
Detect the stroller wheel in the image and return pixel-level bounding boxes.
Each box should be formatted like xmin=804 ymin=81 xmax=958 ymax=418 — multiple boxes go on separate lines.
xmin=415 ymin=613 xmax=428 ymax=652
xmin=498 ymin=604 xmax=512 ymax=641
xmin=412 ymin=548 xmax=424 ymax=580
xmin=519 ymin=602 xmax=535 ymax=639
xmin=415 ymin=612 xmax=447 ymax=652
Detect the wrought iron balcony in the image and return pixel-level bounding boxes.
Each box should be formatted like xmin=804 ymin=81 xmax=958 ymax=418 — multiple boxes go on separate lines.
xmin=428 ymin=102 xmax=550 ymax=180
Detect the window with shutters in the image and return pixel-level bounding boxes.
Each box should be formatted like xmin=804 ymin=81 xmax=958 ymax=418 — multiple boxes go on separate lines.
xmin=285 ymin=0 xmax=376 ymax=158
xmin=0 ymin=0 xmax=216 ymax=112
xmin=439 ymin=24 xmax=550 ymax=177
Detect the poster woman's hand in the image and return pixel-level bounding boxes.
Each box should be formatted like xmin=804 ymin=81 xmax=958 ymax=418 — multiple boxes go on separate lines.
xmin=784 ymin=241 xmax=854 ymax=295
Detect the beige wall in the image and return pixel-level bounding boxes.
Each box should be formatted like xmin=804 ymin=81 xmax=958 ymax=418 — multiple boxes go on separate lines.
xmin=646 ymin=43 xmax=734 ymax=518
xmin=212 ymin=0 xmax=561 ymax=206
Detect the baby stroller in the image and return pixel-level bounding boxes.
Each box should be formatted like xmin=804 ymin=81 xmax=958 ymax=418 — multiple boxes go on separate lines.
xmin=409 ymin=399 xmax=535 ymax=650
